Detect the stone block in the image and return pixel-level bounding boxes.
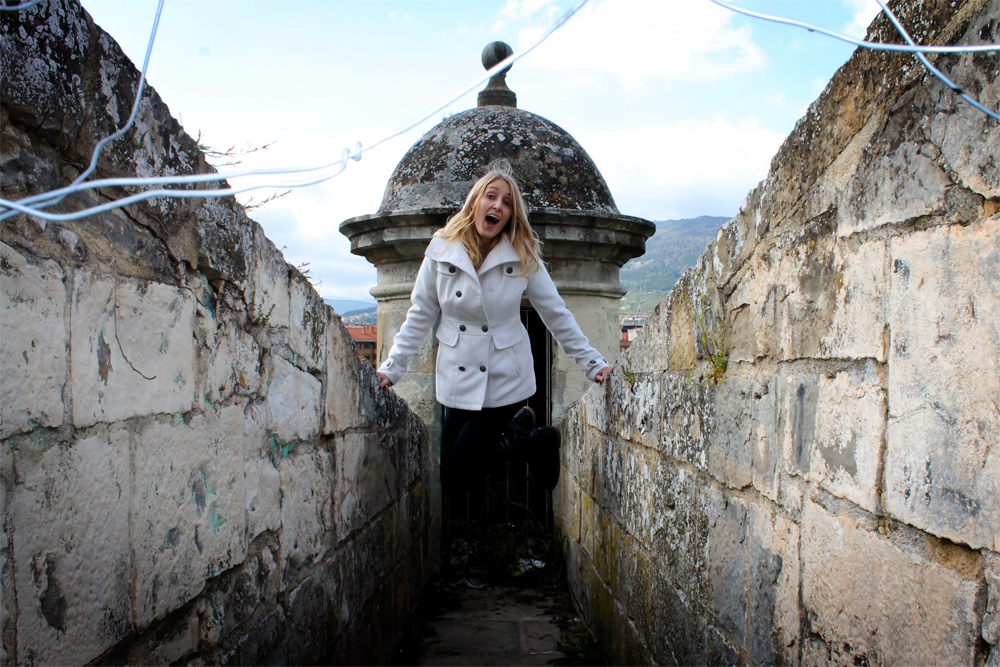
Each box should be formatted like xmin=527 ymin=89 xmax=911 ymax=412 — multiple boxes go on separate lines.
xmin=1 ymin=242 xmax=66 ymax=437
xmin=648 ymin=566 xmax=701 ymax=665
xmin=667 ymin=294 xmax=700 ymax=371
xmin=593 ymin=435 xmax=625 ymax=520
xmin=195 ymin=538 xmax=281 ymax=659
xmin=234 ymin=607 xmax=287 ymax=666
xmin=324 ymin=316 xmax=364 ymax=434
xmin=132 ymin=404 xmax=249 ymax=626
xmin=984 ymin=567 xmax=1000 ymax=647
xmin=780 ymin=373 xmax=819 ymax=476
xmin=660 ymin=373 xmax=712 ymax=471
xmin=584 ymin=382 xmax=610 ymax=434
xmin=614 ymin=601 xmax=652 ymax=667
xmin=1 ymin=1 xmax=90 ymax=149
xmin=268 ymin=355 xmax=322 ymax=443
xmin=286 ymin=570 xmax=331 ymax=664
xmin=331 ymin=544 xmax=359 ymax=638
xmin=924 ymin=14 xmax=1000 ymax=202
xmin=206 ymin=324 xmax=261 ymax=404
xmin=610 ymin=525 xmax=655 ymax=645
xmin=120 ymin=604 xmax=200 ymax=666
xmin=809 ymin=364 xmax=886 ymax=513
xmin=279 ymin=446 xmax=334 ymax=580
xmin=802 ymin=499 xmax=983 ymax=665
xmin=406 ymin=409 xmax=430 ymax=489
xmin=747 ymin=503 xmax=800 ymax=666
xmin=842 ymin=139 xmax=953 ymax=235
xmin=610 ymin=371 xmax=660 ymax=449
xmin=245 ymin=230 xmax=290 ymax=330
xmin=650 ymin=464 xmax=710 ymax=609
xmin=707 ymin=487 xmax=747 ymax=647
xmin=288 ymin=274 xmax=328 ymax=372
xmin=354 ymin=516 xmax=388 ymax=606
xmin=885 ymin=219 xmax=1000 ymax=550
xmin=592 ymin=514 xmax=620 ymax=601
xmin=709 ymin=375 xmax=779 ymax=499
xmin=70 ymin=271 xmax=196 ymax=428
xmin=822 ymin=238 xmax=888 ymax=361
xmin=241 ymin=402 xmax=279 ymax=541
xmin=335 ymin=432 xmax=399 ymax=541
xmin=727 ymin=227 xmax=839 ymax=363
xmin=0 ymin=464 xmax=6 ymax=667
xmin=617 ymin=445 xmax=660 ymax=545
xmin=195 ymin=198 xmax=254 ymax=287
xmin=13 ymin=425 xmax=132 ymax=665
xmin=559 ymin=398 xmax=586 ymax=491
xmin=357 ymin=363 xmax=412 ymax=435
xmin=246 ymin=457 xmax=281 ymax=541
xmin=579 ymin=487 xmax=599 ymax=561
xmin=814 ymin=109 xmax=883 ymax=236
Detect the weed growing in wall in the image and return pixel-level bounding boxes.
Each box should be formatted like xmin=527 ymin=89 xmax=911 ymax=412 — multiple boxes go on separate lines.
xmin=684 ymin=276 xmax=728 ymax=387
xmin=247 ymin=290 xmax=276 ymax=327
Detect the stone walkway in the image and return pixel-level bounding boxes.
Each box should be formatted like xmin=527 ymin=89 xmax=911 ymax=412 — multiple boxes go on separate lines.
xmin=394 ymin=569 xmax=592 ymax=666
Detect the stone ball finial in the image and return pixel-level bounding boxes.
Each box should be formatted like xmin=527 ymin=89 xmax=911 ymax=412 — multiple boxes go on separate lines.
xmin=482 ymin=41 xmax=514 ymax=72
xmin=478 ymin=41 xmax=517 ymax=108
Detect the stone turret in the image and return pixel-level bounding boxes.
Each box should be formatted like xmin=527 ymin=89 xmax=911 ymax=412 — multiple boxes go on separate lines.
xmin=340 ymin=42 xmax=654 ymax=435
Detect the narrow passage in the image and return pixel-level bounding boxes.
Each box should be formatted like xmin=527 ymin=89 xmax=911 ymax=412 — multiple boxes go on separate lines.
xmin=393 ymin=555 xmax=606 ymax=665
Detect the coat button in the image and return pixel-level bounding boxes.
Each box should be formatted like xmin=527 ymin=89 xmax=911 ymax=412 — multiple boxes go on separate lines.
xmin=449 ymin=266 xmax=456 ymax=273
xmin=459 ymin=366 xmax=465 ymax=371
xmin=479 ymin=365 xmax=486 ymax=372
xmin=456 ymin=290 xmax=462 ymax=297
xmin=459 ymin=325 xmax=466 ymax=332
xmin=482 ymin=325 xmax=489 ymax=332
xmin=506 ymin=266 xmax=513 ymax=274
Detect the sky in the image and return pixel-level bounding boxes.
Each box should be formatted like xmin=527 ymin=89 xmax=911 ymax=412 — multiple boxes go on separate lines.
xmin=78 ymin=0 xmax=882 ymax=304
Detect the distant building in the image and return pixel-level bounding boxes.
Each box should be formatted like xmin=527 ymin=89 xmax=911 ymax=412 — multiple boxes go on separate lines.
xmin=620 ymin=312 xmax=649 ymax=327
xmin=620 ymin=325 xmax=643 ymax=349
xmin=345 ymin=323 xmax=377 ymax=366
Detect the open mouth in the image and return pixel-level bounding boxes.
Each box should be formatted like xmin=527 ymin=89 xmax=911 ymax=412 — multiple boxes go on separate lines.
xmin=485 ymin=214 xmax=500 ymax=224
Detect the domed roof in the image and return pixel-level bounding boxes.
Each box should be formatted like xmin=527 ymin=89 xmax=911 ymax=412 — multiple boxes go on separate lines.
xmin=378 ymin=106 xmax=620 ymax=215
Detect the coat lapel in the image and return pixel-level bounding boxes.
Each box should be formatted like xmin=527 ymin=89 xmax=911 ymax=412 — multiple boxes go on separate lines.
xmin=478 ymin=237 xmax=520 ymax=275
xmin=425 ymin=236 xmax=478 ymax=280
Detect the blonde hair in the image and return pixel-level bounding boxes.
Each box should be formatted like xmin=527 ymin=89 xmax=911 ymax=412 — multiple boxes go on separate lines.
xmin=437 ymin=159 xmax=542 ymax=275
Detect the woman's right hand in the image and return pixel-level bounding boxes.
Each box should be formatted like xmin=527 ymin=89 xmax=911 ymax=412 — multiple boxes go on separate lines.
xmin=376 ymin=371 xmax=392 ymax=389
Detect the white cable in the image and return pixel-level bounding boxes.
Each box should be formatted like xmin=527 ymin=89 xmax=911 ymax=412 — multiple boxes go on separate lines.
xmin=0 ymin=0 xmax=166 ymax=221
xmin=710 ymin=0 xmax=1000 ymax=54
xmin=1 ymin=0 xmax=590 ymax=223
xmin=0 ymin=0 xmax=46 ymax=11
xmin=874 ymin=0 xmax=1000 ymax=122
xmin=0 ymin=165 xmax=350 ymax=222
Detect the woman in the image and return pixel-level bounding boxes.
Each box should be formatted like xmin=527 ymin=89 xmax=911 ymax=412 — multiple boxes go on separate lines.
xmin=376 ymin=160 xmax=611 ymax=493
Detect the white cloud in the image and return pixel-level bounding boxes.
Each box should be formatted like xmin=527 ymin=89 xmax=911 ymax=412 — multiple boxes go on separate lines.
xmin=574 ymin=116 xmax=786 ymax=219
xmin=511 ymin=0 xmax=766 ymax=91
xmin=842 ymin=0 xmax=882 ymax=39
xmin=494 ymin=0 xmax=558 ymax=31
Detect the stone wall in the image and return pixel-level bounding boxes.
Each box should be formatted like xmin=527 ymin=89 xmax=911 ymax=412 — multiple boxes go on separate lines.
xmin=556 ymin=0 xmax=1000 ymax=664
xmin=1 ymin=2 xmax=435 ymax=664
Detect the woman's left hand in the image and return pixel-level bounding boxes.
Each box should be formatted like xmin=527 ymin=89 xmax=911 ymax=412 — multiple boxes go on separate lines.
xmin=595 ymin=366 xmax=612 ymax=383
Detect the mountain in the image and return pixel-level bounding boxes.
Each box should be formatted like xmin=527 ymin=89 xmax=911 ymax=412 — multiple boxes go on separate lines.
xmin=620 ymin=215 xmax=730 ymax=313
xmin=325 ymin=299 xmax=377 ymax=316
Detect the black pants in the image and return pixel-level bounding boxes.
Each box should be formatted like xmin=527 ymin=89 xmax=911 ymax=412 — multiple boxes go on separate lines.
xmin=440 ymin=403 xmax=521 ymax=495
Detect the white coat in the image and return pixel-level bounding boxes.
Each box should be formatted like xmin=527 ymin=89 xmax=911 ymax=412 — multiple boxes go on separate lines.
xmin=378 ymin=235 xmax=609 ymax=411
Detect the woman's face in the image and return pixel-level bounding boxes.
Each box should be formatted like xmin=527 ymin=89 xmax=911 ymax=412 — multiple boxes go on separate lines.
xmin=474 ymin=178 xmax=512 ymax=241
